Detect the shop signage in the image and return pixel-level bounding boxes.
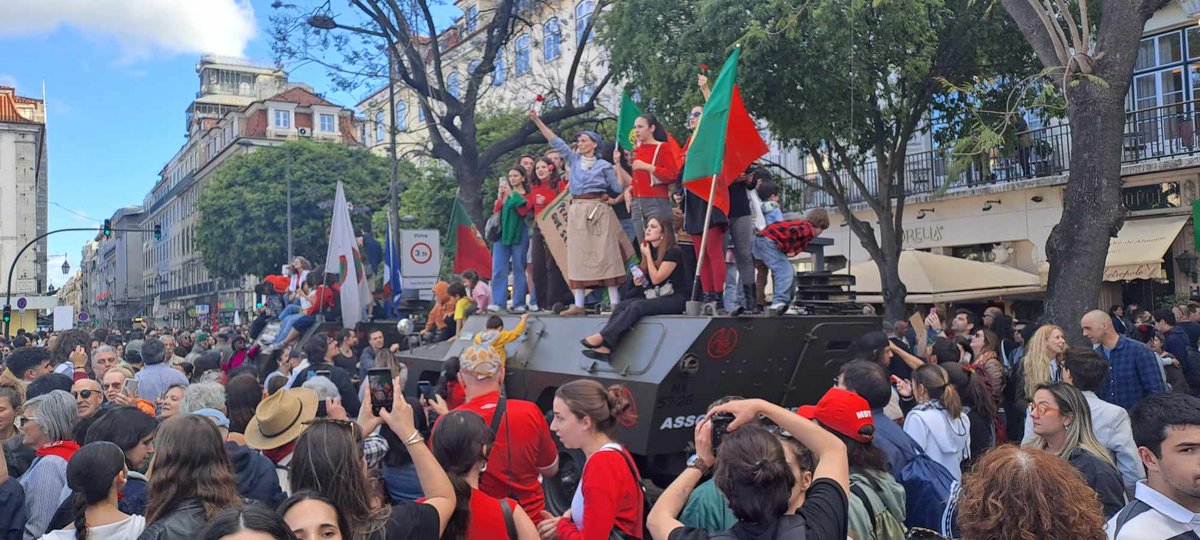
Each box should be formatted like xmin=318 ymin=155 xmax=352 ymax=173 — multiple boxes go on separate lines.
xmin=1123 ymin=182 xmax=1180 ymax=212
xmin=902 ymin=225 xmax=944 ymax=247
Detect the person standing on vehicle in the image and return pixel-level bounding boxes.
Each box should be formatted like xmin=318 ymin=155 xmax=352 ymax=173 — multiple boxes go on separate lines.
xmin=491 ymin=165 xmax=535 ymax=313
xmin=754 ymin=209 xmax=830 ymax=316
xmin=528 ymin=111 xmax=627 ymax=316
xmin=614 ymin=114 xmax=679 ymax=244
xmin=541 ymin=380 xmax=643 ymax=539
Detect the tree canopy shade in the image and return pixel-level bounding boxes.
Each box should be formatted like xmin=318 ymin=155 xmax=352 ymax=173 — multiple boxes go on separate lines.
xmin=999 ymin=0 xmax=1170 ymax=340
xmin=196 ymin=140 xmax=400 ymax=280
xmin=602 ymin=0 xmax=1036 ymax=318
xmin=272 ymin=0 xmax=616 ymax=226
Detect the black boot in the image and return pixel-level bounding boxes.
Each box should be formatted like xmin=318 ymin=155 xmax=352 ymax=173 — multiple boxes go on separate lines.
xmin=735 ymin=284 xmax=757 ymax=316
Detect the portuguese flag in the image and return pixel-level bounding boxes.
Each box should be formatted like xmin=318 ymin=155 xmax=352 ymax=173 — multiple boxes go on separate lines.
xmin=616 ymin=91 xmax=641 ymax=151
xmin=681 ymin=46 xmax=769 ymax=216
xmin=447 ymin=198 xmax=492 ymax=279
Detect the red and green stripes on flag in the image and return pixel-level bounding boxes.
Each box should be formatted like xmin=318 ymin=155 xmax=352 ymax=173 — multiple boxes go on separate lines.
xmin=617 ymin=91 xmax=642 ymax=151
xmin=447 ymin=198 xmax=493 ymax=279
xmin=681 ymin=46 xmax=769 ymax=216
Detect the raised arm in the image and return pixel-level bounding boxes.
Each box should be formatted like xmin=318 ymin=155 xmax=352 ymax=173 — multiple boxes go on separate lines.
xmin=710 ymin=398 xmax=849 ymax=496
xmin=377 ymin=379 xmax=457 ymax=534
xmin=528 ymin=110 xmax=558 ymax=143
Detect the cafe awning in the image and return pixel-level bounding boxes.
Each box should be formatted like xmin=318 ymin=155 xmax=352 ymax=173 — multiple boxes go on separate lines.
xmin=837 ymin=250 xmax=1044 ymax=304
xmin=1102 ymin=215 xmax=1190 ymax=281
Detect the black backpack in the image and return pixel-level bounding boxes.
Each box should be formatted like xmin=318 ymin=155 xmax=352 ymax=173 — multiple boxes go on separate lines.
xmin=609 ymin=448 xmax=650 ymax=540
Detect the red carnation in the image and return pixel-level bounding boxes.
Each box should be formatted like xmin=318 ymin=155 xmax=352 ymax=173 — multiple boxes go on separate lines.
xmin=700 ymin=63 xmax=709 ymax=72
xmin=535 ymin=94 xmax=545 ymax=102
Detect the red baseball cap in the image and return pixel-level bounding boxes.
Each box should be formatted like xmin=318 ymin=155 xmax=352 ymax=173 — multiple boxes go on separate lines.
xmin=797 ymin=387 xmax=874 ymax=443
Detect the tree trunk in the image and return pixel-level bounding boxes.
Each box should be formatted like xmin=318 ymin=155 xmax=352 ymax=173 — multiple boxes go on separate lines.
xmin=456 ymin=164 xmax=487 ymax=229
xmin=1043 ymin=87 xmax=1127 ymax=344
xmin=877 ymin=218 xmax=907 ymax=321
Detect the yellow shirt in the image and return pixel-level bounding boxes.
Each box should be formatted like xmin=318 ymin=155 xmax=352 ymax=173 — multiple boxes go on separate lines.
xmin=472 ymin=318 xmax=527 ymax=368
xmin=454 ymin=297 xmax=471 ymax=321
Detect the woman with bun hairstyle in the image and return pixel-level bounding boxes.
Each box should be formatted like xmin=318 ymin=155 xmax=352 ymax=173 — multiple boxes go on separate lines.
xmin=42 ymin=441 xmax=146 ymax=540
xmin=904 ymin=364 xmax=971 ymax=480
xmin=541 ymin=380 xmax=643 ymax=539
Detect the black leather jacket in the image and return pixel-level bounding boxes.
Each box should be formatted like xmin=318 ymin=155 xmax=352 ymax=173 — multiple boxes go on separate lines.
xmin=137 ymin=499 xmax=207 ymax=540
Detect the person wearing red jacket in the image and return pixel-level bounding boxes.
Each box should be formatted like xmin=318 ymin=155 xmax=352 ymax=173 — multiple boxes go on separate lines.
xmin=528 ymin=157 xmax=572 ymax=311
xmin=615 ymin=114 xmax=680 ymax=244
xmin=541 ymin=380 xmax=644 ymax=540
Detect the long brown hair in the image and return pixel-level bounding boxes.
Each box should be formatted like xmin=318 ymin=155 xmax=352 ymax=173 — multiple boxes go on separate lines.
xmin=145 ymin=415 xmax=240 ymax=523
xmin=642 ymin=215 xmax=679 ymax=271
xmin=958 ymin=445 xmax=1107 ymax=540
xmin=912 ymin=364 xmax=963 ymax=419
xmin=530 ymin=156 xmax=561 ymax=188
xmin=291 ymin=420 xmax=389 ymax=539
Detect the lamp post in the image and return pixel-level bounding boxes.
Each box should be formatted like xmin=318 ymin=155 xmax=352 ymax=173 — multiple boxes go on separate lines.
xmin=309 ymin=13 xmax=400 ymax=264
xmin=237 ymin=139 xmax=293 ymax=262
xmin=1176 ymin=250 xmax=1199 ymax=282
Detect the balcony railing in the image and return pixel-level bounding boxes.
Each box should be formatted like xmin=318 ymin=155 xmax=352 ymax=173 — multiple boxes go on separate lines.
xmin=791 ymin=99 xmax=1200 ymax=209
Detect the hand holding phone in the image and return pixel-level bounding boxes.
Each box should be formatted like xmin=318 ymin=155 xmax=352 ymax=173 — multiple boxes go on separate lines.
xmin=122 ymin=379 xmax=139 ymax=399
xmin=417 ymin=381 xmax=436 ymax=402
xmin=710 ymin=412 xmax=735 ymax=454
xmin=367 ymin=368 xmax=394 ymax=416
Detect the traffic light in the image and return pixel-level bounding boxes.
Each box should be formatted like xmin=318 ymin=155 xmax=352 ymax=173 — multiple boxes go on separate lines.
xmin=102 ymin=219 xmax=112 ymax=238
xmin=2 ymin=306 xmax=10 ymax=324
xmin=153 ymin=224 xmax=161 ymax=241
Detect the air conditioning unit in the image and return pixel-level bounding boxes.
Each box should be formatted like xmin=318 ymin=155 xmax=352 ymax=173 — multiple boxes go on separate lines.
xmin=298 ymin=127 xmax=312 ymax=137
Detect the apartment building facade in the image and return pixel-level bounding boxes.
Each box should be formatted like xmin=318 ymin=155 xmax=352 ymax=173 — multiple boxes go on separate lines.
xmin=140 ymin=56 xmax=363 ymax=328
xmin=0 ymin=85 xmax=48 ymax=301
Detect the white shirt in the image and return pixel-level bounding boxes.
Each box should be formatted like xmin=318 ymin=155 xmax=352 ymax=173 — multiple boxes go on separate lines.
xmin=40 ymin=514 xmax=146 ymax=540
xmin=1108 ymin=481 xmax=1200 ymax=539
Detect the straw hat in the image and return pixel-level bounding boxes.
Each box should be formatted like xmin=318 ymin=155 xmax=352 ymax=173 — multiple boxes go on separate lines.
xmin=244 ymin=387 xmax=318 ymax=450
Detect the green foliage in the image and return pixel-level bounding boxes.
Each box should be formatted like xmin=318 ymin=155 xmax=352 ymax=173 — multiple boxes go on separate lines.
xmin=196 ymin=140 xmax=406 ymax=280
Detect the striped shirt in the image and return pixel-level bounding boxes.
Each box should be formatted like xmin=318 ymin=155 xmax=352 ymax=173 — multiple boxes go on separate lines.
xmin=19 ymin=455 xmax=69 ymax=540
xmin=1108 ymin=481 xmax=1200 ymax=539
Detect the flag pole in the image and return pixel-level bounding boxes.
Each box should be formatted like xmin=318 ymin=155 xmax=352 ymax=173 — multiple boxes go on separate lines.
xmin=690 ymin=174 xmax=720 ymax=302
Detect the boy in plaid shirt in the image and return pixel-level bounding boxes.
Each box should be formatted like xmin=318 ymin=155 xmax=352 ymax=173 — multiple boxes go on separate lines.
xmin=753 ymin=208 xmax=829 ymax=316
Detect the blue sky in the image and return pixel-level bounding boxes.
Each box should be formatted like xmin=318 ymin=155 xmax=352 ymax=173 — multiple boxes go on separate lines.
xmin=1 ymin=0 xmax=457 ymax=288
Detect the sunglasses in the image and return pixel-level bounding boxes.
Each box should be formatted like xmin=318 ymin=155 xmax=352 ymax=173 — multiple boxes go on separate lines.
xmin=16 ymin=416 xmax=37 ymax=430
xmin=1027 ymin=402 xmax=1061 ymax=417
xmin=73 ymin=390 xmax=98 ymax=400
xmin=689 ymin=112 xmax=703 ymax=118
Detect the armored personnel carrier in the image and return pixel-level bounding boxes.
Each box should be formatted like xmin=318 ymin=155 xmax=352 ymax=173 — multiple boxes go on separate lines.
xmin=395 ymin=267 xmax=875 ymax=512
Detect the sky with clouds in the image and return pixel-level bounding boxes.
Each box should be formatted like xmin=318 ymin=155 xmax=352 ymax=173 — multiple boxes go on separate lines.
xmin=0 ymin=0 xmax=456 ymax=289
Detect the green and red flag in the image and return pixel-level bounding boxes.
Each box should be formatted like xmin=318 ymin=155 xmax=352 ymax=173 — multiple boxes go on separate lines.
xmin=447 ymin=198 xmax=493 ymax=279
xmin=617 ymin=91 xmax=641 ymax=151
xmin=681 ymin=46 xmax=769 ymax=216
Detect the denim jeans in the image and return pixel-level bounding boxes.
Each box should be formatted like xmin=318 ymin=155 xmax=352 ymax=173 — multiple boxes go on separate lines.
xmin=492 ymin=227 xmax=530 ymax=309
xmin=753 ymin=236 xmax=794 ymax=305
xmin=383 ymin=463 xmax=424 ymax=502
xmin=271 ymin=306 xmax=305 ymax=344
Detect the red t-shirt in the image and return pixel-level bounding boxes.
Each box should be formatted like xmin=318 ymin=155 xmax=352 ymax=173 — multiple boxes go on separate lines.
xmin=306 ymin=285 xmax=337 ymax=316
xmin=630 ymin=142 xmax=679 ymax=199
xmin=528 ymin=180 xmax=565 ymax=217
xmin=556 ymin=446 xmax=644 ymax=540
xmin=451 ymin=392 xmax=558 ymax=522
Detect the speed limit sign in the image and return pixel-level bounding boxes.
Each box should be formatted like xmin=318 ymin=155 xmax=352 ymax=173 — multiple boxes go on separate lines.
xmin=400 ymin=229 xmax=441 ymax=288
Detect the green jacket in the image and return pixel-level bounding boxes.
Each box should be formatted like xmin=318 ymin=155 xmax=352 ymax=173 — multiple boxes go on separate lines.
xmin=679 ymin=478 xmax=738 ymax=532
xmin=499 ymin=191 xmax=529 ymax=246
xmin=847 ymin=468 xmax=907 ymax=540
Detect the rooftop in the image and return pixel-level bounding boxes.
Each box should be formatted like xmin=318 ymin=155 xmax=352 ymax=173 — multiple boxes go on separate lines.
xmin=0 ymin=86 xmax=42 ymax=125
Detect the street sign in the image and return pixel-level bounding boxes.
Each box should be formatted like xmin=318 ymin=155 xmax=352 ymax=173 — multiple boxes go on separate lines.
xmin=196 ymin=304 xmax=210 ymax=314
xmin=16 ymin=298 xmax=26 ymax=310
xmin=78 ymin=311 xmax=89 ymax=322
xmin=400 ymin=229 xmax=441 ymax=278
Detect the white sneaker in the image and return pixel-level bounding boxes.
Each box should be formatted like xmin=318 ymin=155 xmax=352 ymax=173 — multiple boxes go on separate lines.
xmin=528 ymin=304 xmax=541 ymax=312
xmin=487 ymin=305 xmax=501 ymax=313
xmin=509 ymin=306 xmax=527 ymax=314
xmin=770 ymin=303 xmax=788 ymax=316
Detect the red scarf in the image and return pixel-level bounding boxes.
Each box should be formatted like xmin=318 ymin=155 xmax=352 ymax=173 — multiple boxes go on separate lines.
xmin=262 ymin=440 xmax=297 ymax=464
xmin=36 ymin=440 xmax=80 ymax=461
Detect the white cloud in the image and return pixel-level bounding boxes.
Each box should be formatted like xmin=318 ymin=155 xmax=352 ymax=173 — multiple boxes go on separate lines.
xmin=1 ymin=0 xmax=258 ymax=59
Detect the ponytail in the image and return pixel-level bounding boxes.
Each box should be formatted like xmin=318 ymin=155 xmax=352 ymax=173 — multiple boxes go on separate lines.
xmin=914 ymin=364 xmax=963 ymax=418
xmin=73 ymin=493 xmax=89 ymax=540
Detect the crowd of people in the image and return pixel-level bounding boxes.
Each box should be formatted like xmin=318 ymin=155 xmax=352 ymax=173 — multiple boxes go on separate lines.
xmin=0 ymin=297 xmax=1195 ymax=539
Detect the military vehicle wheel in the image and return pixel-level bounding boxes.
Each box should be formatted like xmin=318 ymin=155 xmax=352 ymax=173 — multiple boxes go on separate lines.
xmin=544 ymin=446 xmax=585 ymax=515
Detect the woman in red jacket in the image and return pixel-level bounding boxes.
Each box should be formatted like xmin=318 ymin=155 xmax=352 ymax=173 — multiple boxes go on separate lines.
xmin=615 ymin=114 xmax=679 ymax=245
xmin=542 ymin=380 xmax=643 ymax=540
xmin=527 ymin=157 xmax=572 ymax=312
